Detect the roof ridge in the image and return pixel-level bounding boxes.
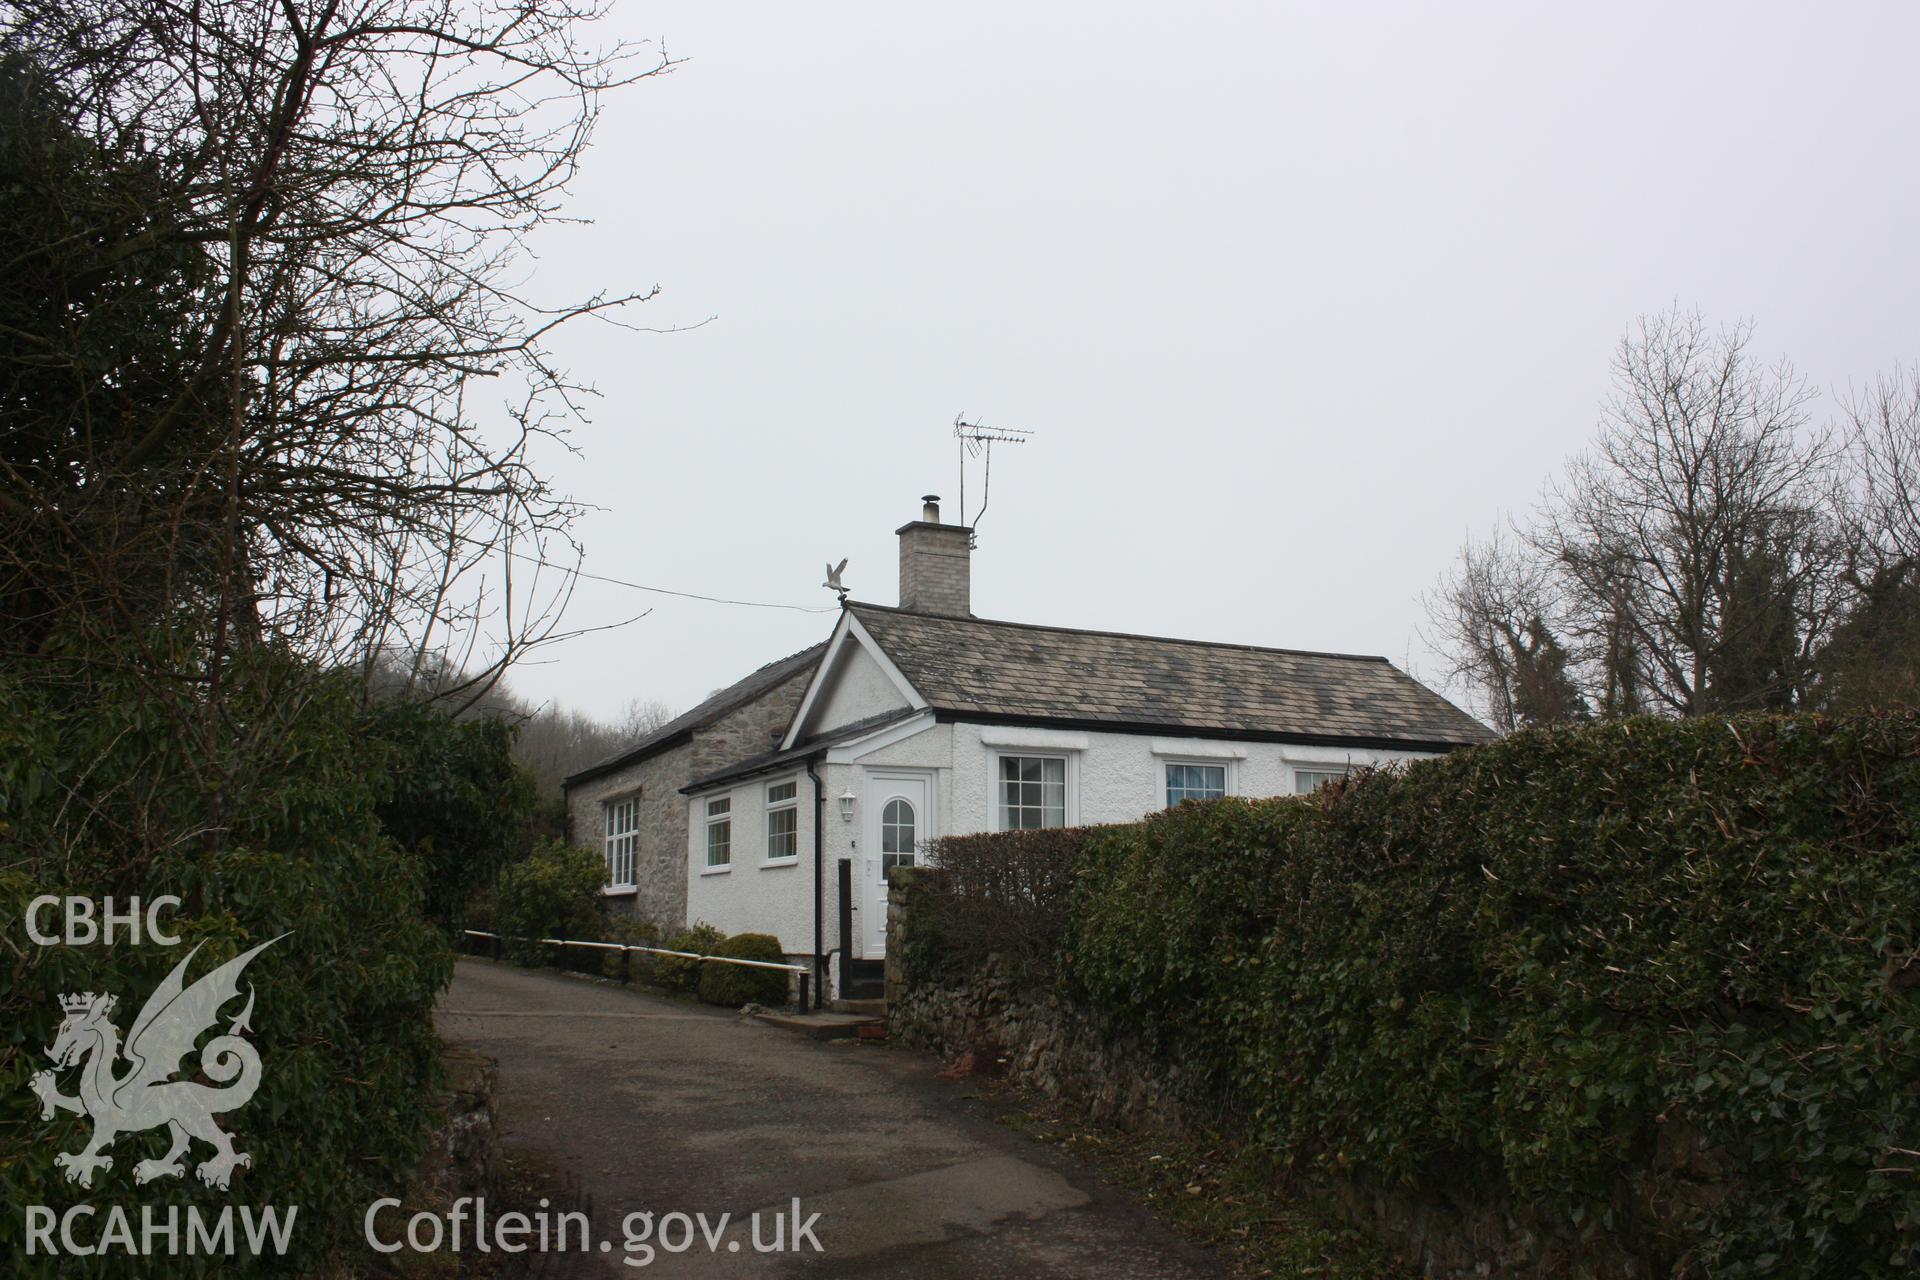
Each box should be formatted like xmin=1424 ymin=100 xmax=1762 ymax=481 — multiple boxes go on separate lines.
xmin=846 ymin=601 xmax=1391 ymax=664
xmin=737 ymin=639 xmax=830 ymax=678
xmin=563 ymin=639 xmax=828 ymax=786
xmin=662 ymin=640 xmax=827 ymax=727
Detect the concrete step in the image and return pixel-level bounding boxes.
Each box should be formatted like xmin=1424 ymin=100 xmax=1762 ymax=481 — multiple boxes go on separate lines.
xmin=831 ymin=998 xmax=887 ymax=1017
xmin=750 ymin=1008 xmax=883 ymax=1040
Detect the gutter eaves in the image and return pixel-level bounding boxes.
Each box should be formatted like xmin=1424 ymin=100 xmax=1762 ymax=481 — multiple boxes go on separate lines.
xmin=560 ymin=727 xmax=695 ymax=790
xmin=927 ymin=708 xmax=1490 ymax=754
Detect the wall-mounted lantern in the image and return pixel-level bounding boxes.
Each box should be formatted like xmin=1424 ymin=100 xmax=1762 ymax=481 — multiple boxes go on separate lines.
xmin=838 ymin=789 xmax=857 ymax=822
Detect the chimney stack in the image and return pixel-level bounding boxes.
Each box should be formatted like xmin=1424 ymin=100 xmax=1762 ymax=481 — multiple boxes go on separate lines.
xmin=897 ymin=494 xmax=972 ymax=616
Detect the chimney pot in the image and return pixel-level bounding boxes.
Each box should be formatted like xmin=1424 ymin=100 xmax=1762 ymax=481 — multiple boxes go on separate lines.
xmin=921 ymin=495 xmax=941 ymax=523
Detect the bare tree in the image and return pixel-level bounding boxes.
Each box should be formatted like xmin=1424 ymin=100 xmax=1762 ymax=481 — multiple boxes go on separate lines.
xmin=0 ymin=0 xmax=670 ymax=697
xmin=1535 ymin=310 xmax=1844 ymax=715
xmin=1819 ymin=367 xmax=1920 ymax=708
xmin=0 ymin=0 xmax=670 ymax=848
xmin=618 ymin=697 xmax=677 ymax=739
xmin=503 ymin=693 xmax=677 ymax=802
xmin=1424 ymin=527 xmax=1587 ymax=732
xmin=1845 ymin=365 xmax=1920 ymax=566
xmin=359 ymin=644 xmax=679 ymax=799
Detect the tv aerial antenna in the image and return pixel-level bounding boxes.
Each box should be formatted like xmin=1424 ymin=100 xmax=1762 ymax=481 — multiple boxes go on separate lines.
xmin=953 ymin=414 xmax=1033 ymax=537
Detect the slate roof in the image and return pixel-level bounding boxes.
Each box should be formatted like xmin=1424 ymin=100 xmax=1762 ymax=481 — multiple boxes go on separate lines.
xmin=562 ymin=642 xmax=827 ymax=788
xmin=682 ymin=707 xmax=922 ymax=793
xmin=848 ymin=604 xmax=1493 ymax=749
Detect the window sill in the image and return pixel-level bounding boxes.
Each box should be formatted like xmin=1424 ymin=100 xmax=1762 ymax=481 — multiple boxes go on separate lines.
xmin=760 ymin=856 xmax=800 ymax=869
xmin=602 ymin=885 xmax=638 ymax=897
xmin=699 ymin=865 xmax=732 ymax=877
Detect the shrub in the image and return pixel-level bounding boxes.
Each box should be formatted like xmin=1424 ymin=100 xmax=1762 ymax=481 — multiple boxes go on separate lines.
xmin=916 ymin=827 xmax=1096 ymax=982
xmin=0 ymin=655 xmax=453 ymax=1276
xmin=698 ymin=933 xmax=791 ymax=1007
xmin=366 ymin=698 xmax=538 ymax=933
xmin=657 ymin=922 xmax=724 ymax=994
xmin=489 ymin=840 xmax=607 ymax=965
xmin=600 ymin=916 xmax=661 ymax=981
xmin=914 ymin=712 xmax=1920 ymax=1278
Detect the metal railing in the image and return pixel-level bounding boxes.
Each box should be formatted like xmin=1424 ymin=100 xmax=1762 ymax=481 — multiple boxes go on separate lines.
xmin=461 ymin=930 xmax=812 ymax=1012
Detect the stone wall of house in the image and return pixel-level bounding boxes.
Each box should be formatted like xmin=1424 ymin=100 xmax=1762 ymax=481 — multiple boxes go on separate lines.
xmin=563 ymin=663 xmax=817 ymax=934
xmin=689 ymin=668 xmax=814 ymax=777
xmin=564 ymin=739 xmax=693 ymax=928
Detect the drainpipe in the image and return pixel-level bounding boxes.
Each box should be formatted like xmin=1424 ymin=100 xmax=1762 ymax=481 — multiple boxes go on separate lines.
xmin=807 ymin=758 xmax=825 ymax=1008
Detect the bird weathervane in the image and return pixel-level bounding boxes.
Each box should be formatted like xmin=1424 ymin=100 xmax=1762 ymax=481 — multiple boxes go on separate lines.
xmin=822 ymin=558 xmax=850 ymax=603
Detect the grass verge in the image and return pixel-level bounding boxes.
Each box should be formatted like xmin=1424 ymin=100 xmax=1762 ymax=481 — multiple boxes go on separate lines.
xmin=985 ymin=1080 xmax=1415 ymax=1280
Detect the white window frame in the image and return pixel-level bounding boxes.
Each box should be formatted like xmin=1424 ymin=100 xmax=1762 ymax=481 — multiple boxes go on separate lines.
xmin=703 ymin=796 xmax=732 ymax=873
xmin=764 ymin=776 xmax=800 ymax=866
xmin=990 ymin=751 xmax=1078 ymax=832
xmin=1163 ymin=758 xmax=1232 ymax=808
xmin=1293 ymin=765 xmax=1353 ymax=794
xmin=603 ymin=794 xmax=639 ymax=891
xmin=879 ymin=795 xmax=920 ymax=876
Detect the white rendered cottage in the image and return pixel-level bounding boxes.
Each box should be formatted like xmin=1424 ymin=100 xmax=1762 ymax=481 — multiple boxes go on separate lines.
xmin=667 ymin=498 xmax=1493 ymax=1003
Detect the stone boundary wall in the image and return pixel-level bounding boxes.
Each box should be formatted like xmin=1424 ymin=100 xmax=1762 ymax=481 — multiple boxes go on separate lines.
xmin=418 ymin=1043 xmax=500 ymax=1201
xmin=889 ymin=956 xmax=1189 ymax=1134
xmin=884 ymin=863 xmax=1182 ymax=1131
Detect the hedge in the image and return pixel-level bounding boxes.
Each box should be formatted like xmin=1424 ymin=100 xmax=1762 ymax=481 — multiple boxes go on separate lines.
xmin=657 ymin=922 xmax=724 ymax=994
xmin=697 ymin=933 xmax=790 ymax=1007
xmin=481 ymin=839 xmax=610 ymax=966
xmin=0 ymin=653 xmax=497 ymax=1276
xmin=367 ymin=697 xmax=537 ymax=933
xmin=600 ymin=916 xmax=662 ymax=980
xmin=914 ymin=713 xmax=1920 ymax=1278
xmin=909 ymin=826 xmax=1096 ymax=983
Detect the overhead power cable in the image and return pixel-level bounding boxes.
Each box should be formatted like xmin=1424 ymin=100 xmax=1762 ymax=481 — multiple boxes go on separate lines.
xmin=503 ymin=550 xmax=840 ymax=614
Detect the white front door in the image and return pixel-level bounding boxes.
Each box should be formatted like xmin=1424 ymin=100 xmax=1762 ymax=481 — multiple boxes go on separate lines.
xmin=863 ymin=770 xmax=933 ymax=958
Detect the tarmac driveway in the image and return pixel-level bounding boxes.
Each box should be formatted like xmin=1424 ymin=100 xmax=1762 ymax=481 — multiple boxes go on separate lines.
xmin=434 ymin=959 xmax=1222 ymax=1278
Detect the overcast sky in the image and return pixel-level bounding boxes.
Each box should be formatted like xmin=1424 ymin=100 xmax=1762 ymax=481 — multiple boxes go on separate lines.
xmin=502 ymin=3 xmax=1920 ymax=721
